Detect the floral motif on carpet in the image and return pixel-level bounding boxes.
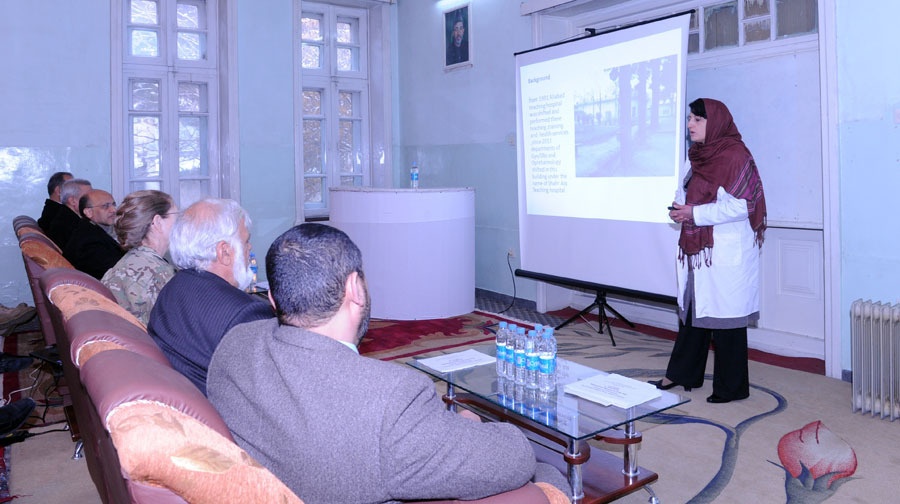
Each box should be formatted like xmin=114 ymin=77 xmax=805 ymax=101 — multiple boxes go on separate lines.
xmin=359 ymin=311 xmax=508 ymax=361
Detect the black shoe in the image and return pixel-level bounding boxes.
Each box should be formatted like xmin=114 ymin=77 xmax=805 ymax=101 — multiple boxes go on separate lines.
xmin=648 ymin=379 xmax=692 ymax=392
xmin=0 ymin=354 xmax=33 ymax=374
xmin=706 ymin=394 xmax=749 ymax=404
xmin=0 ymin=398 xmax=36 ymax=435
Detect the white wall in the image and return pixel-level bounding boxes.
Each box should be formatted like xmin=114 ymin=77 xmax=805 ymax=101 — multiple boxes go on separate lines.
xmin=394 ymin=0 xmax=536 ymax=300
xmin=835 ymin=0 xmax=900 ymax=371
xmin=0 ymin=2 xmax=111 ymax=305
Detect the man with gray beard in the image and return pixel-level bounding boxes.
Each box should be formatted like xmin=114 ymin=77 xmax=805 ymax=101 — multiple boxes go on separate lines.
xmin=148 ymin=198 xmax=273 ymax=396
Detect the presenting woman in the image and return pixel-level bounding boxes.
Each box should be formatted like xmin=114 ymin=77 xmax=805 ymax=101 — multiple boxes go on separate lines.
xmin=102 ymin=190 xmax=178 ymax=325
xmin=650 ymin=98 xmax=767 ymax=404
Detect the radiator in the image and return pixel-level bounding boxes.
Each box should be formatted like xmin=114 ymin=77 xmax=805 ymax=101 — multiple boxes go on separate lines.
xmin=851 ymin=299 xmax=900 ymax=420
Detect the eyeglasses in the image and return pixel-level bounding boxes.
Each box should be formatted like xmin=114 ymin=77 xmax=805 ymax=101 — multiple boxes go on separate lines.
xmin=87 ymin=202 xmax=117 ymax=210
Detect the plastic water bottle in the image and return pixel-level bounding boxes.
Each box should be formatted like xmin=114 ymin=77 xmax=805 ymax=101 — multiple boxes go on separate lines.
xmin=249 ymin=252 xmax=259 ymax=290
xmin=496 ymin=374 xmax=510 ymax=408
xmin=410 ymin=161 xmax=419 ymax=189
xmin=538 ymin=327 xmax=557 ymax=392
xmin=525 ymin=329 xmax=540 ymax=389
xmin=504 ymin=324 xmax=517 ymax=379
xmin=514 ymin=326 xmax=527 ymax=385
xmin=524 ymin=386 xmax=540 ymax=419
xmin=537 ymin=388 xmax=557 ymax=426
xmin=495 ymin=322 xmax=508 ymax=376
xmin=513 ymin=383 xmax=527 ymax=415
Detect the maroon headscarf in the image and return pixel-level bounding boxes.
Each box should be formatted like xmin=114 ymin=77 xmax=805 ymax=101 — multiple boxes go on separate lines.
xmin=680 ymin=99 xmax=766 ymax=267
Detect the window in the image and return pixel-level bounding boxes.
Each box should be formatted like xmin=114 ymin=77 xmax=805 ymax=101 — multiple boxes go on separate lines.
xmin=117 ymin=0 xmax=220 ymax=209
xmin=298 ymin=2 xmax=369 ymax=218
xmin=687 ymin=0 xmax=817 ymax=53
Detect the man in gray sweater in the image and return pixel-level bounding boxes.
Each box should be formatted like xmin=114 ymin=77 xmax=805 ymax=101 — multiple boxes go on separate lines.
xmin=208 ymin=223 xmax=568 ymax=504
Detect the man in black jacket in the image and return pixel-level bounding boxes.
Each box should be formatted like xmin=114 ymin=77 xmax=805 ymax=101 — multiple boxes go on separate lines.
xmin=37 ymin=171 xmax=73 ymax=231
xmin=45 ymin=178 xmax=92 ymax=248
xmin=63 ymin=189 xmax=124 ymax=279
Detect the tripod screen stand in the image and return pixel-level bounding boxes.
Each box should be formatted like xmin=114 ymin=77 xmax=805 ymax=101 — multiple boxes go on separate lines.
xmin=555 ymin=289 xmax=634 ymax=346
xmin=514 ymin=269 xmax=677 ymax=348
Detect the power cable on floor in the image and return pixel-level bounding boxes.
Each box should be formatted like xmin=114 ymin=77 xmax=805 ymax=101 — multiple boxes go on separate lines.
xmin=498 ymin=252 xmax=517 ymax=314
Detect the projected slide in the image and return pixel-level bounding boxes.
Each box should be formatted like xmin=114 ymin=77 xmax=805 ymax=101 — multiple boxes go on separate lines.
xmin=519 ymin=26 xmax=685 ymax=224
xmin=515 ymin=13 xmax=691 ymax=298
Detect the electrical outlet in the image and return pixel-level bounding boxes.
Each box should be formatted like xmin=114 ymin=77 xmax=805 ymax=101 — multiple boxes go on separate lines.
xmin=507 ymin=248 xmax=516 ymax=258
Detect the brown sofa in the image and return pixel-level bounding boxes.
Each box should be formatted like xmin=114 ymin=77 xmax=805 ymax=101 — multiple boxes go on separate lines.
xmin=37 ymin=267 xmax=562 ymax=504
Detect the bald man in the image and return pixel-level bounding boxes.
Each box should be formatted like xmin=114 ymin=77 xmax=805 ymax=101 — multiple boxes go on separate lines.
xmin=63 ymin=189 xmax=124 ymax=279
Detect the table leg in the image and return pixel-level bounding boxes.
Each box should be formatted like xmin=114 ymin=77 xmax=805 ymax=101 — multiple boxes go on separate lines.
xmin=445 ymin=383 xmax=457 ymax=412
xmin=567 ymin=439 xmax=585 ymax=502
xmin=622 ymin=420 xmax=640 ymax=477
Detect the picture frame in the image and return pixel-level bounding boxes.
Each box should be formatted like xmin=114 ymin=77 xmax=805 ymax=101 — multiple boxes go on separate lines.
xmin=443 ymin=4 xmax=472 ymax=70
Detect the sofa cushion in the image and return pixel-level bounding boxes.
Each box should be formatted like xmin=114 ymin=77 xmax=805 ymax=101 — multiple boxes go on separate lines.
xmin=65 ymin=310 xmax=169 ymax=368
xmin=108 ymin=401 xmax=304 ymax=504
xmin=20 ymin=240 xmax=72 ymax=269
xmin=48 ymin=284 xmax=146 ymax=331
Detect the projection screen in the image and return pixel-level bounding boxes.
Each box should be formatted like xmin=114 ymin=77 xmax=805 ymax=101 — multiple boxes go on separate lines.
xmin=515 ymin=13 xmax=692 ymax=298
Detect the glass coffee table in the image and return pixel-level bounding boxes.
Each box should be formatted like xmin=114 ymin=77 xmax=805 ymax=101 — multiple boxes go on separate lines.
xmin=407 ymin=344 xmax=689 ymax=504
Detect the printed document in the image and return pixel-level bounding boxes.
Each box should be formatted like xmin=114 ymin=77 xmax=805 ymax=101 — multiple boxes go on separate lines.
xmin=417 ymin=349 xmax=495 ymax=373
xmin=564 ymin=373 xmax=661 ymax=408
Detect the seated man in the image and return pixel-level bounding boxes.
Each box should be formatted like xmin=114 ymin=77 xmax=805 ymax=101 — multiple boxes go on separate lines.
xmin=208 ymin=223 xmax=569 ymax=504
xmin=37 ymin=171 xmax=73 ymax=231
xmin=45 ymin=178 xmax=92 ymax=248
xmin=63 ymin=189 xmax=125 ymax=280
xmin=149 ymin=198 xmax=273 ymax=396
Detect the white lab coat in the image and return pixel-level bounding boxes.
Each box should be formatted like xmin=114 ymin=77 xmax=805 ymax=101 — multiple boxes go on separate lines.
xmin=675 ymin=185 xmax=761 ymax=320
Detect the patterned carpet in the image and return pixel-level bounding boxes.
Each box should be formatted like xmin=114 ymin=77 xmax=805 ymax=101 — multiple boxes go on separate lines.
xmin=367 ymin=302 xmax=893 ymax=504
xmin=2 ymin=296 xmax=890 ymax=503
xmin=0 ymin=317 xmax=67 ymax=503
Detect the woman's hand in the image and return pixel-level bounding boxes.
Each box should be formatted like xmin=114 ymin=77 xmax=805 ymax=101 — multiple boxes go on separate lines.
xmin=669 ymin=202 xmax=694 ymax=224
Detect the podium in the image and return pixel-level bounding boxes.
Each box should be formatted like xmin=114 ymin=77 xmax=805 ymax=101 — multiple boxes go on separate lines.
xmin=330 ymin=187 xmax=475 ymax=320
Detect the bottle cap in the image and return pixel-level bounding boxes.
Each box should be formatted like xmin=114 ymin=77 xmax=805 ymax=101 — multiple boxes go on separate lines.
xmin=499 ymin=321 xmax=508 ymax=328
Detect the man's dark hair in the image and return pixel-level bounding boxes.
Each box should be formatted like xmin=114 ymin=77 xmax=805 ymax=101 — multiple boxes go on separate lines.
xmin=266 ymin=223 xmax=364 ymax=327
xmin=47 ymin=172 xmax=73 ymax=196
xmin=689 ymin=98 xmax=707 ymax=119
xmin=78 ymin=193 xmax=92 ymax=217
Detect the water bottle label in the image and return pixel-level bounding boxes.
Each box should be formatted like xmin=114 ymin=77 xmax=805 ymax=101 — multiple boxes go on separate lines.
xmin=514 ymin=350 xmax=526 ymax=368
xmin=505 ymin=346 xmax=515 ymax=363
xmin=496 ymin=343 xmax=506 ymax=360
xmin=526 ymin=354 xmax=539 ymax=371
xmin=539 ymin=355 xmax=555 ymax=374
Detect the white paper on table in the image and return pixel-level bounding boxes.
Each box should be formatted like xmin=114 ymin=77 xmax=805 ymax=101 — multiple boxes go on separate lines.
xmin=416 ymin=349 xmax=496 ymax=373
xmin=563 ymin=373 xmax=661 ymax=408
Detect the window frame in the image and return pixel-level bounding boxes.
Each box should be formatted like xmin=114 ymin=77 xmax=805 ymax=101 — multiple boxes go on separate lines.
xmin=562 ymin=0 xmax=818 ymax=70
xmin=112 ymin=0 xmax=230 ymax=210
xmin=296 ymin=1 xmax=374 ymax=220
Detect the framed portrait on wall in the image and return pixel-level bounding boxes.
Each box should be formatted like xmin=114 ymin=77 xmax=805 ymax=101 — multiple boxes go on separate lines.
xmin=444 ymin=4 xmax=472 ymax=70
